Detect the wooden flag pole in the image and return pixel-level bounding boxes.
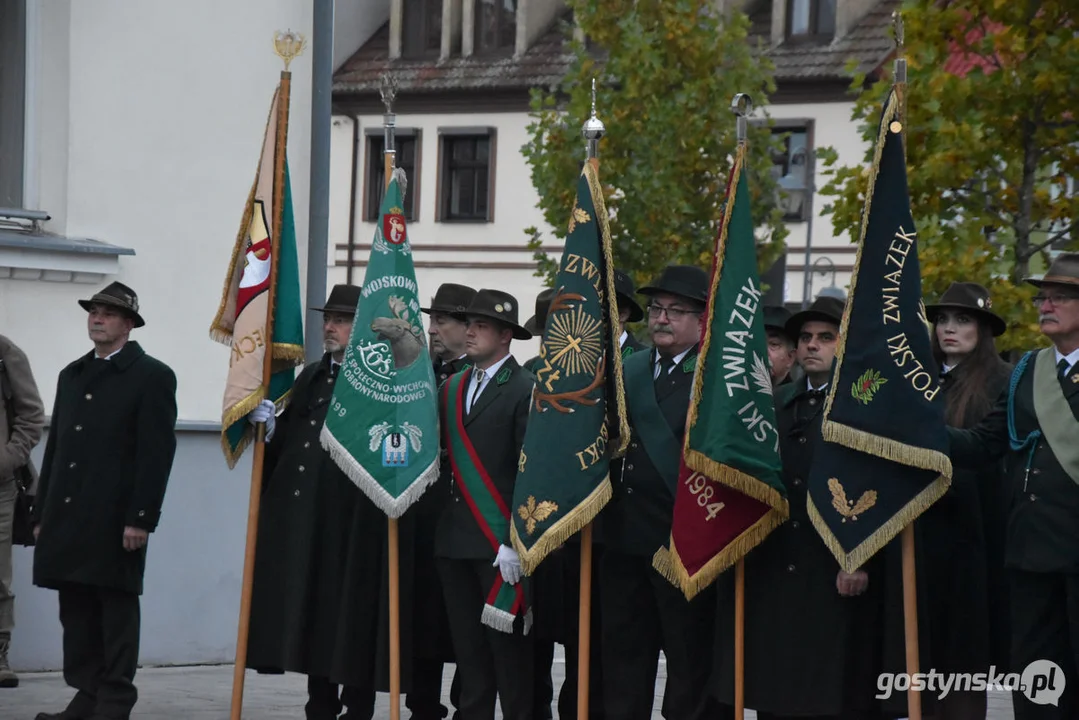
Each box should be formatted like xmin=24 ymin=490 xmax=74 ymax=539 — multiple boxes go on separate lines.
xmin=577 ymin=523 xmax=594 ymax=719
xmin=902 ymin=524 xmax=922 ymax=720
xmin=231 ymin=34 xmax=303 ymax=720
xmin=380 ymin=74 xmax=403 ymax=720
xmin=734 ymin=559 xmax=745 ymax=720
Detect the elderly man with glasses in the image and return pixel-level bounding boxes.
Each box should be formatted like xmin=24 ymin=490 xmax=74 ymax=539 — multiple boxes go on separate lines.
xmin=948 ymin=252 xmax=1079 ymax=720
xmin=599 ymin=265 xmax=721 ymax=720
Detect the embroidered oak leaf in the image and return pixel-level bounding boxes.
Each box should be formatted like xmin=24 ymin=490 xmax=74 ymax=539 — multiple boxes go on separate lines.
xmin=368 ymin=422 xmax=392 ymax=452
xmin=567 ymin=205 xmax=591 ymax=234
xmin=517 ymin=495 xmax=558 ymax=535
xmin=400 ymin=422 xmax=423 ymax=452
xmin=851 ymin=369 xmax=887 ymax=405
xmin=828 ymin=477 xmax=878 ymax=523
xmin=751 ymin=352 xmax=774 ymax=396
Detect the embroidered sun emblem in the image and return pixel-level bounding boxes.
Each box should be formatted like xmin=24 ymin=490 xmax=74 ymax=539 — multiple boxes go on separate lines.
xmin=545 ymin=304 xmax=603 ymax=378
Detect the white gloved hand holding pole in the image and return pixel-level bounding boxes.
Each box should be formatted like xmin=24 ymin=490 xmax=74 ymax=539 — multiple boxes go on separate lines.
xmin=248 ymin=399 xmax=277 ymax=441
xmin=493 ymin=544 xmax=522 ymax=585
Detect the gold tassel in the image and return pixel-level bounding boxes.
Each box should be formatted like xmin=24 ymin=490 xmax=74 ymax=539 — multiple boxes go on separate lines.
xmin=820 ymin=419 xmax=953 ymax=477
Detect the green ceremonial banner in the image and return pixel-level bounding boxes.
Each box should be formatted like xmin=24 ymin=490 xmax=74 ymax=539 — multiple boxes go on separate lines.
xmin=653 ymin=145 xmax=788 ymax=599
xmin=510 ymin=159 xmax=629 ymax=574
xmin=320 ymin=169 xmax=440 ymax=517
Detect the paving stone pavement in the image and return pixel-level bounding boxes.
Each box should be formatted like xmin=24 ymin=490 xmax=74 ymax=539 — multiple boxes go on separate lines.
xmin=2 ymin=654 xmax=1016 ymax=719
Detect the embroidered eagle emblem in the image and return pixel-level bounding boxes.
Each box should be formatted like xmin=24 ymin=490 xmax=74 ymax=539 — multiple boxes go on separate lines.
xmin=829 ymin=477 xmax=877 ymax=522
xmin=517 ymin=495 xmax=559 ymax=535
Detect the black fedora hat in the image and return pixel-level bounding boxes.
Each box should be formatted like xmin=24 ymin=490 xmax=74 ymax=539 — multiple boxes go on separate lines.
xmin=638 ymin=265 xmax=709 ymax=306
xmin=311 ymin=284 xmax=361 ymax=315
xmin=763 ymin=305 xmax=794 ymax=340
xmin=925 ymin=282 xmax=1006 ymax=337
xmin=524 ymin=288 xmax=556 ymax=335
xmin=78 ymin=281 xmax=145 ymax=328
xmin=454 ymin=289 xmax=532 ymax=340
xmin=614 ymin=269 xmax=645 ymax=322
xmin=786 ymin=295 xmax=845 ymax=338
xmin=422 ymin=283 xmax=477 ymax=315
xmin=1025 ymin=252 xmax=1079 ymax=289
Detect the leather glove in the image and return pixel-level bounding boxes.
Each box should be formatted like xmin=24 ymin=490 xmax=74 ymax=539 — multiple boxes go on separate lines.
xmin=248 ymin=399 xmax=277 ymax=442
xmin=493 ymin=544 xmax=522 ymax=585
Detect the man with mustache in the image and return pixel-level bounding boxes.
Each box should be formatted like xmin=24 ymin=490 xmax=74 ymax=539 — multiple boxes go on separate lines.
xmin=244 ymin=284 xmax=411 ymax=720
xmin=600 ymin=265 xmax=720 ymax=720
xmin=949 ymin=252 xmax=1079 ymax=719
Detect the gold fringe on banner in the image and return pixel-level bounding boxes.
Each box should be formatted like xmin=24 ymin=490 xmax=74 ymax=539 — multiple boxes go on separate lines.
xmin=807 ymin=470 xmax=949 ymax=575
xmin=513 ymin=478 xmax=613 ymax=576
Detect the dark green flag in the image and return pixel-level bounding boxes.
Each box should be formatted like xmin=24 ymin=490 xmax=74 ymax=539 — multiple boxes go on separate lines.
xmin=510 ymin=159 xmax=629 ymax=574
xmin=808 ymin=87 xmax=952 ymax=573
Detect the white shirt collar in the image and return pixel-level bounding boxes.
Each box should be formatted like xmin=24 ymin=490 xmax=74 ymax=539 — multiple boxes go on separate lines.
xmin=619 ymin=330 xmax=628 ymax=348
xmin=806 ymin=378 xmax=829 ymax=392
xmin=654 ymin=347 xmax=692 ymax=376
xmin=941 ymin=362 xmax=955 ymax=375
xmin=1055 ymin=347 xmax=1079 ymax=374
xmin=95 ymin=346 xmax=124 ymax=361
xmin=472 ymin=353 xmax=511 ymax=383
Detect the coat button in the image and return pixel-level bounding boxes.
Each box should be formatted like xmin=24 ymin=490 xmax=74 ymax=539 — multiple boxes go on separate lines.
xmin=327 ymin=378 xmax=333 ymax=384
xmin=1032 ymin=468 xmax=1041 ymax=475
xmin=64 ymin=496 xmax=71 ymax=503
xmin=791 ymin=520 xmax=799 ymax=529
xmin=304 ymin=441 xmax=310 ymax=449
xmin=631 ymin=442 xmax=638 ymax=450
xmin=85 ymin=393 xmax=92 ymax=400
xmin=626 ymin=464 xmax=634 ymax=471
xmin=787 ymin=564 xmax=796 ymax=572
xmin=75 ymin=425 xmax=83 ymax=432
xmin=310 ymin=419 xmax=317 ymax=426
xmin=68 ymin=462 xmax=76 ymax=469
xmin=138 ymin=510 xmax=145 ymax=517
xmin=798 ymin=436 xmax=807 ymax=445
xmin=808 ymin=398 xmax=818 ymax=406
xmin=318 ymin=397 xmax=325 ymax=403
xmin=1030 ymin=493 xmax=1037 ymax=502
xmin=626 ymin=487 xmax=634 ymax=495
xmin=298 ymin=465 xmax=305 ymax=472
xmin=793 ymin=478 xmax=803 ymax=487
xmin=294 ymin=489 xmax=301 ymax=497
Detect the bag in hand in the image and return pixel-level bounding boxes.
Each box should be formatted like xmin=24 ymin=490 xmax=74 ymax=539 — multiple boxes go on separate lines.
xmin=0 ymin=357 xmax=37 ymax=547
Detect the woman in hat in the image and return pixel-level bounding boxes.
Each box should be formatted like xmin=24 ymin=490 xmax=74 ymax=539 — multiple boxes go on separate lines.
xmin=923 ymin=281 xmax=1012 ymax=720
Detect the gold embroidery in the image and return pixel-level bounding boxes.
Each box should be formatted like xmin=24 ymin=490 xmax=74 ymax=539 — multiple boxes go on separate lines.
xmin=568 ymin=205 xmax=591 ymax=234
xmin=517 ymin=495 xmax=559 ymax=535
xmin=518 ymin=449 xmax=527 ymax=474
xmin=829 ymin=477 xmax=877 ymax=522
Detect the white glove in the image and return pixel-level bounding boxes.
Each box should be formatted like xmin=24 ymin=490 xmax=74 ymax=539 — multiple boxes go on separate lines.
xmin=493 ymin=544 xmax=522 ymax=585
xmin=249 ymin=399 xmax=276 ymax=441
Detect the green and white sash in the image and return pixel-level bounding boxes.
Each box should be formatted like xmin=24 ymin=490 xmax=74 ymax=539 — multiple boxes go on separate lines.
xmin=1032 ymin=348 xmax=1079 ymax=485
xmin=442 ymin=369 xmax=531 ymax=634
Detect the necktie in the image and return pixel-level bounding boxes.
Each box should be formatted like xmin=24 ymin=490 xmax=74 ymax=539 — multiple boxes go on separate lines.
xmin=470 ymin=369 xmax=486 ymax=412
xmin=1058 ymin=359 xmax=1070 ymax=382
xmin=655 ymin=356 xmax=674 ymax=384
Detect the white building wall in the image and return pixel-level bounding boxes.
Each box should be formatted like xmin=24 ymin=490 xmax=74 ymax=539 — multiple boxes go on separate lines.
xmin=8 ymin=0 xmax=316 ymax=671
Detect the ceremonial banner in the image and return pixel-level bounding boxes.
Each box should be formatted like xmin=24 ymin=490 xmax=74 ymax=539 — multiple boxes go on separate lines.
xmin=510 ymin=159 xmax=629 ymax=574
xmin=210 ymin=87 xmax=304 ymax=468
xmin=808 ymin=89 xmax=952 ymax=573
xmin=652 ymin=146 xmax=788 ymax=600
xmin=321 ymin=169 xmax=439 ymax=517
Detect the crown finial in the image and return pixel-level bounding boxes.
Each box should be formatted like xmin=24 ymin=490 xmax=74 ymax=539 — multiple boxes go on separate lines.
xmin=273 ymin=30 xmax=306 ymax=70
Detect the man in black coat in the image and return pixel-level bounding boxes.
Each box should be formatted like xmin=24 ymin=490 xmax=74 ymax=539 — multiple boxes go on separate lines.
xmin=712 ymin=295 xmax=887 ymax=720
xmin=245 ymin=283 xmax=413 ymax=720
xmin=615 ymin=268 xmax=647 ymax=358
xmin=435 ymin=289 xmax=535 ymax=720
xmin=948 ymin=253 xmax=1079 ymax=719
xmin=600 ymin=264 xmax=719 ymax=720
xmin=406 ymin=283 xmax=478 ymax=720
xmin=32 ymin=282 xmax=177 ymax=720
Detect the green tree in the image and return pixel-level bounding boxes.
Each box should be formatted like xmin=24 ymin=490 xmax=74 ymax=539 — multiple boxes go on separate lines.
xmin=522 ymin=0 xmax=788 ymax=290
xmin=817 ymin=0 xmax=1079 ymax=352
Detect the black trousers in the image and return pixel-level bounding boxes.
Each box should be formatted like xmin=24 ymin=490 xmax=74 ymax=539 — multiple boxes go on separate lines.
xmin=57 ymin=583 xmax=140 ymax=720
xmin=1009 ymin=569 xmax=1079 ymax=719
xmin=437 ymin=558 xmax=534 ymax=720
xmin=406 ymin=658 xmax=462 ymax=720
xmin=600 ymin=550 xmax=719 ymax=720
xmin=306 ymin=675 xmax=374 ymax=720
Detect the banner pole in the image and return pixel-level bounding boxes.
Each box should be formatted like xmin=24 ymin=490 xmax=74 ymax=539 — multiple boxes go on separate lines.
xmin=230 ymin=50 xmax=298 ymax=720
xmin=380 ymin=74 xmax=402 ymax=720
xmin=734 ymin=559 xmax=745 ymax=720
xmin=577 ymin=523 xmax=594 ymax=720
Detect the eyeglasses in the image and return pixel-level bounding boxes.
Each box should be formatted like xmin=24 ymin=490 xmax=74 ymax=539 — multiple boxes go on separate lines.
xmin=647 ymin=303 xmax=700 ymax=320
xmin=1032 ymin=293 xmax=1079 ymax=307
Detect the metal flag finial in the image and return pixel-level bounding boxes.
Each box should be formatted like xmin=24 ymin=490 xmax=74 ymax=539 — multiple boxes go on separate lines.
xmin=892 ymin=11 xmax=907 ymax=85
xmin=379 ymin=74 xmax=399 ymax=114
xmin=892 ymin=10 xmax=904 ymax=50
xmin=273 ymin=30 xmax=307 ymax=71
xmin=582 ymin=78 xmax=605 ymax=159
xmin=731 ymin=93 xmax=753 ymax=144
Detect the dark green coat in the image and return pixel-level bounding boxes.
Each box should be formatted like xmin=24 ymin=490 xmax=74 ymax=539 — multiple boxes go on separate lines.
xmin=32 ymin=342 xmax=177 ymax=595
xmin=246 ymin=355 xmax=415 ymax=691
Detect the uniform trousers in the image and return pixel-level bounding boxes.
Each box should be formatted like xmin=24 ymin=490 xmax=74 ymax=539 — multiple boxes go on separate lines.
xmin=306 ymin=675 xmax=374 ymax=720
xmin=600 ymin=550 xmax=718 ymax=720
xmin=406 ymin=658 xmax=461 ymax=720
xmin=56 ymin=582 xmax=140 ymax=720
xmin=1009 ymin=570 xmax=1079 ymax=719
xmin=437 ymin=558 xmax=534 ymax=720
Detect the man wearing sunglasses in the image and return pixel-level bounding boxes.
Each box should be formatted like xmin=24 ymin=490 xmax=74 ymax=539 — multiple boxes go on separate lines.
xmin=600 ymin=264 xmax=719 ymax=720
xmin=949 ymin=252 xmax=1079 ymax=719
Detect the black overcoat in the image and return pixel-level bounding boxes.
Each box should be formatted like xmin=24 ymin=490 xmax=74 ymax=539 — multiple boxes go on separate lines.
xmin=246 ymin=354 xmax=415 ymax=692
xmin=32 ymin=341 xmax=177 ymax=595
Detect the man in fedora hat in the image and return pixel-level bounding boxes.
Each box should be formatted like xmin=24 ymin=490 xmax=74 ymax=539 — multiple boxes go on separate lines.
xmin=435 ymin=289 xmax=537 ymax=720
xmin=713 ymin=294 xmax=889 ymax=718
xmin=614 ymin=268 xmax=647 ymax=357
xmin=404 ymin=283 xmax=479 ymax=720
xmin=32 ymin=282 xmax=177 ymax=720
xmin=949 ymin=252 xmax=1079 ymax=719
xmin=600 ymin=264 xmax=721 ymax=720
xmin=763 ymin=305 xmax=797 ymax=387
xmin=244 ymin=283 xmax=412 ymax=720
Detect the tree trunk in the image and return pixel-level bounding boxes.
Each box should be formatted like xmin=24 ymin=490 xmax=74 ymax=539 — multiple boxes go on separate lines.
xmin=1011 ymin=118 xmax=1040 ymax=283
